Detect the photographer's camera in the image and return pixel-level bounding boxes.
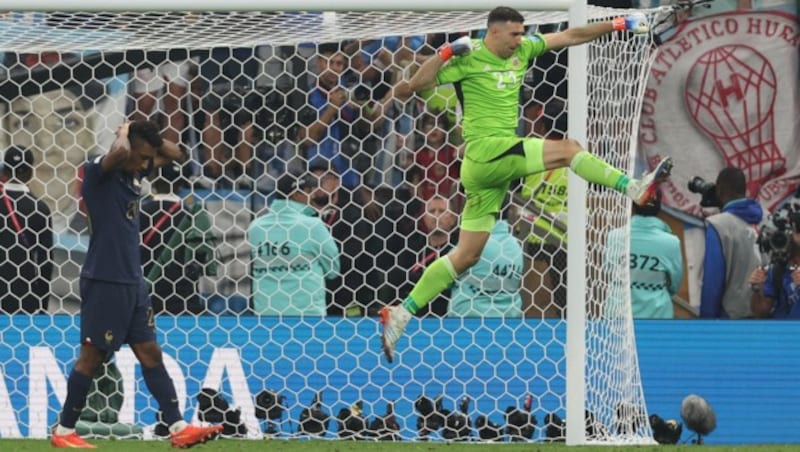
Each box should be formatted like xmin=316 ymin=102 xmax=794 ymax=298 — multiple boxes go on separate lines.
xmin=688 ymin=176 xmax=721 ymax=208
xmin=759 ymin=210 xmax=800 ymax=265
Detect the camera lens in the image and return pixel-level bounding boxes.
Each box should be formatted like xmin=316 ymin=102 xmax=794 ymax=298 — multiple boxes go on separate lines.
xmin=688 ymin=176 xmax=711 ymax=194
xmin=771 ymin=232 xmax=790 ymax=251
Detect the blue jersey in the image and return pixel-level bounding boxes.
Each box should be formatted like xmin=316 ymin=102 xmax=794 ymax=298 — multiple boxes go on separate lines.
xmin=763 ymin=267 xmax=800 ymax=319
xmin=449 ymin=220 xmax=524 ymax=317
xmin=80 ymin=156 xmax=148 ymax=284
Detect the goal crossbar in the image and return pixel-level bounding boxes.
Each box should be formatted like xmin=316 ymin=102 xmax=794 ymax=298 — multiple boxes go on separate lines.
xmin=5 ymin=0 xmax=579 ymax=12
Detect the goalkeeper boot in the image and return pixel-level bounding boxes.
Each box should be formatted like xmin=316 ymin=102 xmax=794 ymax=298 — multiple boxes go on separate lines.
xmin=51 ymin=430 xmax=96 ymax=449
xmin=626 ymin=156 xmax=672 ymax=206
xmin=380 ymin=305 xmax=412 ymax=363
xmin=170 ymin=424 xmax=223 ymax=448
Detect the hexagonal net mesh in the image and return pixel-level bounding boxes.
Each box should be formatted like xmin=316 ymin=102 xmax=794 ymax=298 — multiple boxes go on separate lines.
xmin=0 ymin=7 xmax=659 ymax=443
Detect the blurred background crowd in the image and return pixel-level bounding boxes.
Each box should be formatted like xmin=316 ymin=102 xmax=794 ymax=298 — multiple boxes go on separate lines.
xmin=0 ymin=0 xmax=797 ymax=320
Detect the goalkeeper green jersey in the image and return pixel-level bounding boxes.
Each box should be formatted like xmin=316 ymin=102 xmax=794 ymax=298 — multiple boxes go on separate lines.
xmin=436 ymin=35 xmax=548 ymax=159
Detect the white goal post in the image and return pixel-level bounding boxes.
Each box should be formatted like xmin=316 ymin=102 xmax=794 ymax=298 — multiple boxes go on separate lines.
xmin=0 ymin=0 xmax=660 ymax=445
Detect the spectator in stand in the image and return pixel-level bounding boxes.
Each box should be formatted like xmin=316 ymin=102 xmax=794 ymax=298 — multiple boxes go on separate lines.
xmin=3 ymin=83 xmax=105 ymax=232
xmin=0 ymin=146 xmax=53 ymax=314
xmin=749 ymin=207 xmax=800 ymax=319
xmin=196 ymin=83 xmax=301 ymax=194
xmin=195 ymin=45 xmax=276 ymax=189
xmin=401 ymin=165 xmax=426 ymax=219
xmin=248 ymin=89 xmax=304 ymax=196
xmin=519 ymin=100 xmax=568 ymax=318
xmin=200 ymin=90 xmax=260 ymax=189
xmin=606 ymin=189 xmax=683 ymax=319
xmin=248 ymin=163 xmax=341 ymax=316
xmin=391 ymin=135 xmax=427 ymax=216
xmin=415 ymin=112 xmax=460 ymax=201
xmin=393 ymin=195 xmax=459 ymax=317
xmin=296 ymin=42 xmax=383 ymax=191
xmin=448 ymin=212 xmax=524 ymax=317
xmin=327 ymin=184 xmax=414 ymax=316
xmin=130 ymin=57 xmax=197 ymax=146
xmin=350 ymin=36 xmax=427 ymax=94
xmin=140 ymin=162 xmax=217 ymax=315
xmin=700 ymin=167 xmax=763 ymax=319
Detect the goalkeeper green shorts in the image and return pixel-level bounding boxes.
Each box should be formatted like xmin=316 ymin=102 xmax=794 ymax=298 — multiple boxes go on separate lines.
xmin=460 ymin=136 xmax=545 ymax=232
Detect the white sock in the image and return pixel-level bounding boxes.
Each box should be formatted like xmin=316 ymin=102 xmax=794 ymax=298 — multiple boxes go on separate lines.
xmin=55 ymin=425 xmax=75 ymax=436
xmin=169 ymin=420 xmax=189 ymax=433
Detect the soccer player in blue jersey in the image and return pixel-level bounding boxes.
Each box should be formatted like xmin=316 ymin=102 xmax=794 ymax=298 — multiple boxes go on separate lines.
xmin=51 ymin=121 xmax=223 ymax=448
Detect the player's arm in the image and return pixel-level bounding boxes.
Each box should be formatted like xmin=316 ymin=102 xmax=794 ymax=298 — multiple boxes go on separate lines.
xmin=543 ymin=13 xmax=648 ymax=51
xmin=381 ymin=36 xmax=472 ymax=104
xmin=153 ymin=139 xmax=187 ymax=168
xmin=380 ymin=55 xmax=442 ymax=106
xmin=100 ymin=121 xmax=132 ymax=173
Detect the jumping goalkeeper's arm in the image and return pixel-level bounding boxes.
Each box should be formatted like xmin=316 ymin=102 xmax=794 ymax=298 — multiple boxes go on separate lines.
xmin=381 ymin=36 xmax=472 ymax=104
xmin=381 ymin=54 xmax=442 ymax=106
xmin=544 ymin=13 xmax=648 ymax=51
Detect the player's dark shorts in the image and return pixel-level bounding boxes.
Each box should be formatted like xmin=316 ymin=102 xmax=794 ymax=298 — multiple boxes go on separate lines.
xmin=79 ymin=278 xmax=156 ymax=351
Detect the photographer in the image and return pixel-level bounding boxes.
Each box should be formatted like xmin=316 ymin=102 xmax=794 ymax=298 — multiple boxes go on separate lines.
xmin=0 ymin=146 xmax=53 ymax=313
xmin=699 ymin=167 xmax=763 ymax=319
xmin=749 ymin=209 xmax=800 ymax=319
xmin=140 ymin=162 xmax=218 ymax=315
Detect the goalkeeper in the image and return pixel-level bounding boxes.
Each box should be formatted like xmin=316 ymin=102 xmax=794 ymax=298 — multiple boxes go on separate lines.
xmin=380 ymin=6 xmax=672 ymax=362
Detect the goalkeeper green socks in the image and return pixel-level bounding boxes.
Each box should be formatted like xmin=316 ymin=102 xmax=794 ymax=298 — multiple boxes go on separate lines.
xmin=402 ymin=255 xmax=459 ymax=315
xmin=569 ymin=150 xmax=630 ymax=193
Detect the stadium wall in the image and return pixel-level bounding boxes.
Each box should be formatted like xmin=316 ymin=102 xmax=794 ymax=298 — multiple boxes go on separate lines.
xmin=0 ymin=316 xmax=797 ymax=443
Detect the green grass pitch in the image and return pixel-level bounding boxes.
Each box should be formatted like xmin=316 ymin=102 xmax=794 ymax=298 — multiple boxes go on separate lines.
xmin=2 ymin=439 xmax=800 ymax=452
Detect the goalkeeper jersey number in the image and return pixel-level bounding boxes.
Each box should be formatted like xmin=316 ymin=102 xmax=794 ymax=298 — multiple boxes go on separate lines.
xmin=436 ymin=35 xmax=548 ymax=148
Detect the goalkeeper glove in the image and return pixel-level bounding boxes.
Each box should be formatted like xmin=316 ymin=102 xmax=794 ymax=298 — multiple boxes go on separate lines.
xmin=439 ymin=36 xmax=472 ymax=62
xmin=613 ymin=13 xmax=649 ymax=34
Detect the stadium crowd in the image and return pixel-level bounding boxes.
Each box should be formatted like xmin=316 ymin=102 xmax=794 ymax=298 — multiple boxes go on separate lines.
xmin=0 ymin=10 xmax=794 ymax=321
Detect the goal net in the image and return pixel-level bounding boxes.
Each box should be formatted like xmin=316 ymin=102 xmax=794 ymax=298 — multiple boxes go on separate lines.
xmin=0 ymin=4 xmax=659 ymax=444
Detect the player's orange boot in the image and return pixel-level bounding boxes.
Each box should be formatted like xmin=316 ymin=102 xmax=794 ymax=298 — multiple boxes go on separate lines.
xmin=51 ymin=431 xmax=97 ymax=448
xmin=169 ymin=424 xmax=223 ymax=448
xmin=380 ymin=305 xmax=412 ymax=363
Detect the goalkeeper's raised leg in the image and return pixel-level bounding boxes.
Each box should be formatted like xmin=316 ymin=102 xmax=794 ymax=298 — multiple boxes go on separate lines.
xmin=380 ymin=6 xmax=667 ymax=363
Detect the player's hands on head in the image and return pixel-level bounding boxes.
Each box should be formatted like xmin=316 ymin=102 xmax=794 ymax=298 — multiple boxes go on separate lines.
xmin=614 ymin=13 xmax=649 ymax=34
xmin=439 ymin=36 xmax=472 ymax=62
xmin=116 ymin=121 xmax=131 ymax=138
xmin=112 ymin=121 xmax=132 ymax=154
